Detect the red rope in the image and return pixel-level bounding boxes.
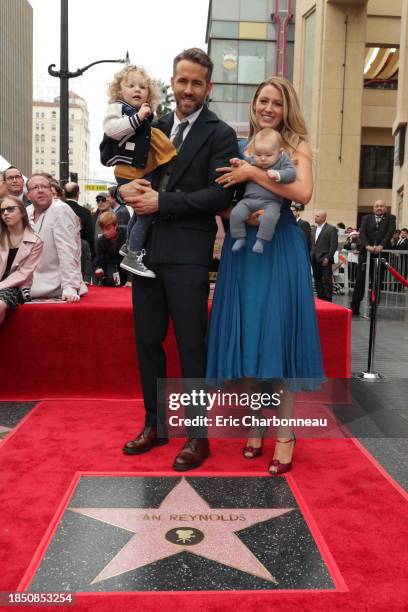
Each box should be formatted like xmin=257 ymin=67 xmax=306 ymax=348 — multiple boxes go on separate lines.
xmin=384 ymin=262 xmax=408 ymax=288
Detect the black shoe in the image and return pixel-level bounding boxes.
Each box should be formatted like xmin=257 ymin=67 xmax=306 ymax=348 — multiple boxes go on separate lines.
xmin=350 ymin=304 xmax=360 ymax=316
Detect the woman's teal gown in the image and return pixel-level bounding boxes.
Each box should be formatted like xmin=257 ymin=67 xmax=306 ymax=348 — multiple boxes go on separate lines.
xmin=206 ymin=160 xmax=325 ymax=392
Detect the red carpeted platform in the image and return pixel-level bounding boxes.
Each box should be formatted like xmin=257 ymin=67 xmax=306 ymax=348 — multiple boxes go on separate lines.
xmin=1 ymin=399 xmax=407 ymax=610
xmin=0 ymin=287 xmax=350 ymax=400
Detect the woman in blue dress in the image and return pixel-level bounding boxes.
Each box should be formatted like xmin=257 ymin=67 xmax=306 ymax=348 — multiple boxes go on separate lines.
xmin=206 ymin=76 xmax=325 ymax=475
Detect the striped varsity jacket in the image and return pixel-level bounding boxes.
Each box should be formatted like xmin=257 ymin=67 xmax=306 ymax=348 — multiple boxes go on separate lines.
xmin=100 ymin=100 xmax=151 ymax=168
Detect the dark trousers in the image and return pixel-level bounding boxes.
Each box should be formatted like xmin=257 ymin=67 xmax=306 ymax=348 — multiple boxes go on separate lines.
xmin=312 ymin=259 xmax=333 ymax=302
xmin=132 ymin=263 xmax=209 ymax=436
xmin=351 ymin=255 xmax=367 ymax=307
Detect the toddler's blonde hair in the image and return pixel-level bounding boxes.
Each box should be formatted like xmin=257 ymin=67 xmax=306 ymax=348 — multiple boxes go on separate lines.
xmin=107 ymin=65 xmax=161 ymax=111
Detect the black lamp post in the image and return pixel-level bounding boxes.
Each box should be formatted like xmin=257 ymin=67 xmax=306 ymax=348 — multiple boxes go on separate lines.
xmin=47 ymin=0 xmax=128 ymax=185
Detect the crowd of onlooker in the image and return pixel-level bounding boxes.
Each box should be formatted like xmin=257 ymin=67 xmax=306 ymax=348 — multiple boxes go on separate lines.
xmin=1 ymin=165 xmax=407 ymax=327
xmin=291 ymin=201 xmax=408 ymax=308
xmin=0 ymin=165 xmax=134 ymax=326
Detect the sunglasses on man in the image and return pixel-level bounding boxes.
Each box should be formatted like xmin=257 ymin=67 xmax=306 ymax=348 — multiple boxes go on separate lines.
xmin=96 ymin=197 xmax=106 ymax=203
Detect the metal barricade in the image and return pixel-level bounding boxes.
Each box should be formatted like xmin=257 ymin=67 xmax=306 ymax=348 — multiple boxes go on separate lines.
xmin=337 ymin=249 xmax=408 ymax=313
xmin=362 ymin=250 xmax=408 ymax=316
xmin=333 ymin=249 xmax=357 ymax=293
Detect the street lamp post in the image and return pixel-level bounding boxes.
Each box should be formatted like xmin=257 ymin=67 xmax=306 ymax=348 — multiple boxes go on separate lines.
xmin=47 ymin=0 xmax=128 ymax=185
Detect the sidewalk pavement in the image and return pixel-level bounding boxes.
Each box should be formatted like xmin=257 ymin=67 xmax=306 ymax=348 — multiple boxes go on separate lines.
xmin=333 ymin=292 xmax=408 ymax=490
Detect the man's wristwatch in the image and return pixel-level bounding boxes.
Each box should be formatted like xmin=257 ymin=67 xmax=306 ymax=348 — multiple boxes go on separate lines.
xmin=114 ymin=185 xmax=125 ymax=205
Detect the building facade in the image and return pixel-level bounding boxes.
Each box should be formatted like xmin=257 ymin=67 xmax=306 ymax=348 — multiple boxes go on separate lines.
xmin=32 ymin=92 xmax=91 ymax=205
xmin=206 ymin=0 xmax=295 ymax=136
xmin=0 ymin=0 xmax=33 ymax=176
xmin=206 ymin=0 xmax=405 ymax=227
xmin=392 ymin=0 xmax=408 ymax=228
xmin=293 ymin=0 xmax=404 ymax=228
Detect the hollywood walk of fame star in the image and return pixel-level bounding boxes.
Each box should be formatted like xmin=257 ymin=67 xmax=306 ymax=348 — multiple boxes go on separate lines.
xmin=69 ymin=478 xmax=294 ymax=585
xmin=0 ymin=425 xmax=12 ymax=439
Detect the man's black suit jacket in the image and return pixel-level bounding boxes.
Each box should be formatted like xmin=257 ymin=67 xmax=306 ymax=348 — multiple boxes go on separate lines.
xmin=358 ymin=213 xmax=396 ymax=254
xmin=65 ymin=198 xmax=94 ymax=253
xmin=390 ymin=237 xmax=408 ymax=250
xmin=297 ymin=218 xmax=311 ymax=251
xmin=147 ymin=106 xmax=238 ymax=266
xmin=310 ymin=223 xmax=338 ymax=263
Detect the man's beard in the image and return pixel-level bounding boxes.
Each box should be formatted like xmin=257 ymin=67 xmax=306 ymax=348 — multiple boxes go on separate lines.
xmin=175 ymin=95 xmax=201 ymax=116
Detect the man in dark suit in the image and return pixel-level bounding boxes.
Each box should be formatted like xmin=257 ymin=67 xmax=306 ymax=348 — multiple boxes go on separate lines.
xmin=389 ymin=227 xmax=408 ymax=292
xmin=118 ymin=48 xmax=238 ymax=470
xmin=310 ymin=210 xmax=338 ymax=302
xmin=394 ymin=228 xmax=408 ymax=250
xmin=291 ymin=203 xmax=311 ymax=251
xmin=389 ymin=230 xmax=401 ymax=249
xmin=350 ymin=200 xmax=396 ymax=315
xmin=64 ymin=182 xmax=94 ymax=255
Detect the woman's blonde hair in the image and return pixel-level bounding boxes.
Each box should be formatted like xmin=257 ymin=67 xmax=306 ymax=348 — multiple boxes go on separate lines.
xmin=248 ymin=76 xmax=308 ymax=158
xmin=0 ymin=195 xmax=31 ymax=248
xmin=107 ymin=65 xmax=161 ymax=111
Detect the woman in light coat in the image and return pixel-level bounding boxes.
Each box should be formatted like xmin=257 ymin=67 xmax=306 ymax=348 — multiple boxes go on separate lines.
xmin=0 ymin=196 xmax=43 ymax=324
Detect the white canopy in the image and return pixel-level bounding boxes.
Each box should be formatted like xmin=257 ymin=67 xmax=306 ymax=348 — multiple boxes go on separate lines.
xmin=0 ymin=155 xmax=11 ymax=172
xmin=0 ymin=155 xmax=27 ymax=180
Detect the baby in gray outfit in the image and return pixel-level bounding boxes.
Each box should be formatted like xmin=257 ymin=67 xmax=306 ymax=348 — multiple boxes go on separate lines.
xmin=230 ymin=128 xmax=297 ymax=254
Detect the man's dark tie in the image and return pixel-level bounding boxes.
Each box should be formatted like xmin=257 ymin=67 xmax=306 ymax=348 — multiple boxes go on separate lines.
xmin=158 ymin=121 xmax=189 ymax=192
xmin=375 ymin=216 xmax=382 ymax=229
xmin=172 ymin=121 xmax=189 ymax=152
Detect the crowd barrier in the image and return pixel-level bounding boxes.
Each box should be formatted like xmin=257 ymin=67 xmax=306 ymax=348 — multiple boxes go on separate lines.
xmin=332 ymin=249 xmax=408 ymax=314
xmin=355 ymin=256 xmax=408 ymax=380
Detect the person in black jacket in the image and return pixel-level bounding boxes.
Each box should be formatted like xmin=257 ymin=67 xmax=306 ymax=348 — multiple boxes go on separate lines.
xmin=290 ymin=203 xmax=311 ymax=251
xmin=388 ymin=227 xmax=408 ymax=292
xmin=118 ymin=48 xmax=238 ymax=471
xmin=389 ymin=230 xmax=401 ymax=249
xmin=350 ymin=200 xmax=396 ymax=315
xmin=63 ymin=182 xmax=94 ymax=255
xmin=94 ymin=212 xmax=129 ymax=286
xmin=393 ymin=228 xmax=408 ymax=250
xmin=310 ymin=210 xmax=338 ymax=302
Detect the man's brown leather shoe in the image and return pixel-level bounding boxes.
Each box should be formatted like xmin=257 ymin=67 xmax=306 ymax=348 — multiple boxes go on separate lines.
xmin=173 ymin=438 xmax=210 ymax=471
xmin=123 ymin=425 xmax=168 ymax=455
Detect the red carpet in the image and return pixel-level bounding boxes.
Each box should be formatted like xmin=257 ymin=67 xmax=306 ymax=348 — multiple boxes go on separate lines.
xmin=0 ymin=287 xmax=351 ymax=400
xmin=1 ymin=399 xmax=407 ymax=611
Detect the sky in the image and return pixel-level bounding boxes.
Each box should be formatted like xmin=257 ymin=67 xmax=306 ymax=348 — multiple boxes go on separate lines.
xmin=28 ymin=0 xmax=210 ymax=181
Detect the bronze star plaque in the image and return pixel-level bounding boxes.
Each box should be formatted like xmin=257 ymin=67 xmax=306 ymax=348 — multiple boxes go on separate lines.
xmin=27 ymin=476 xmax=336 ymax=591
xmin=70 ymin=478 xmax=291 ymax=583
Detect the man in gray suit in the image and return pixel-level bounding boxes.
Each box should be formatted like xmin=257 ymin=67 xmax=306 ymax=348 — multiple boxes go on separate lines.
xmin=310 ymin=210 xmax=338 ymax=302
